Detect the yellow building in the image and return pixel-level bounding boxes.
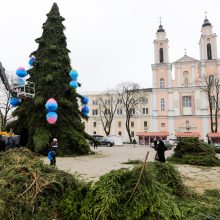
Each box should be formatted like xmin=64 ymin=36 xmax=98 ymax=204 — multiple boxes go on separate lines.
xmin=82 ymin=89 xmax=152 ymax=142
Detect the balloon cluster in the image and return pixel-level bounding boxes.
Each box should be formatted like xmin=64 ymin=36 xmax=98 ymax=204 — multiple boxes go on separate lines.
xmin=81 ymin=96 xmax=89 ymax=116
xmin=68 ymin=69 xmax=90 ymax=116
xmin=45 ymin=98 xmax=58 ymax=124
xmin=9 ymin=56 xmax=36 ymax=107
xmin=69 ymin=69 xmax=78 ymax=89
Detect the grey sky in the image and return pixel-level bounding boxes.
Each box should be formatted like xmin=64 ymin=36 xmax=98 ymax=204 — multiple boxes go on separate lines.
xmin=0 ymin=0 xmax=220 ymax=92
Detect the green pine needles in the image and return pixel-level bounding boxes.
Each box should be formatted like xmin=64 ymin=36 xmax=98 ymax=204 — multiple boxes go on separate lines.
xmin=168 ymin=138 xmax=220 ymax=166
xmin=11 ymin=3 xmax=91 ymax=155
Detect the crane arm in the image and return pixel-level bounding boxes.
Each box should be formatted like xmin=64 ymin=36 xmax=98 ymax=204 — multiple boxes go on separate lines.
xmin=0 ymin=62 xmax=17 ymax=97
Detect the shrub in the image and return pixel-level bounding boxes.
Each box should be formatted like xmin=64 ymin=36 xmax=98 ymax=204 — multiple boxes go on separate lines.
xmin=168 ymin=138 xmax=220 ymax=166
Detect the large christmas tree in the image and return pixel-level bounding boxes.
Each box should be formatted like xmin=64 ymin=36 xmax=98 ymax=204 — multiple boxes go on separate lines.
xmin=12 ymin=3 xmax=91 ymax=155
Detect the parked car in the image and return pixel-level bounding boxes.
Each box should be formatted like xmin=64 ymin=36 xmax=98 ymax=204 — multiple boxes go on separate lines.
xmin=214 ymin=143 xmax=220 ymax=153
xmin=163 ymin=140 xmax=173 ymax=150
xmin=150 ymin=140 xmax=173 ymax=150
xmin=91 ymin=135 xmax=114 ymax=147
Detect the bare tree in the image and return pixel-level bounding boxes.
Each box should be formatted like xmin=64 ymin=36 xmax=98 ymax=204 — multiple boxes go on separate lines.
xmin=98 ymin=90 xmax=119 ymax=136
xmin=199 ymin=74 xmax=220 ymax=132
xmin=117 ymin=82 xmax=145 ymax=142
xmin=0 ymin=73 xmax=16 ymax=131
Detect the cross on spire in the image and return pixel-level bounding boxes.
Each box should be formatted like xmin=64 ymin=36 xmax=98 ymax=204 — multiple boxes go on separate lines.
xmin=159 ymin=15 xmax=163 ymax=25
xmin=204 ymin=11 xmax=207 ymax=19
xmin=184 ymin=48 xmax=187 ymax=55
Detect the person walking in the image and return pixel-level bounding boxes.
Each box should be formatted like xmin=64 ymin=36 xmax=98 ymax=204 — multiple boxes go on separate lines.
xmin=133 ymin=138 xmax=137 ymax=148
xmin=48 ymin=148 xmax=56 ymax=165
xmin=153 ymin=138 xmax=158 ymax=149
xmin=93 ymin=141 xmax=98 ymax=149
xmin=6 ymin=133 xmax=15 ymax=150
xmin=157 ymin=139 xmax=167 ymax=163
xmin=51 ymin=138 xmax=58 ymax=165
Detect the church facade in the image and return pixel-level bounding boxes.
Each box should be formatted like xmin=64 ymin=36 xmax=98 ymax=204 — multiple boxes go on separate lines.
xmin=150 ymin=15 xmax=220 ymax=141
xmin=83 ymin=16 xmax=220 ymax=143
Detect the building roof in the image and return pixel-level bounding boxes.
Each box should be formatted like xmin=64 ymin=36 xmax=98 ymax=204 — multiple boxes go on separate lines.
xmin=136 ymin=132 xmax=169 ymax=137
xmin=207 ymin=133 xmax=220 ymax=138
xmin=157 ymin=24 xmax=165 ymax=33
xmin=174 ymin=55 xmax=198 ymax=64
xmin=175 ymin=132 xmax=200 ymax=138
xmin=202 ymin=17 xmax=211 ymax=27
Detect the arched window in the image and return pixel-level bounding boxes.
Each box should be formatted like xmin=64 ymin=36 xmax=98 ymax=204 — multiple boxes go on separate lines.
xmin=160 ymin=78 xmax=165 ymax=88
xmin=207 ymin=43 xmax=212 ymax=60
xmin=159 ymin=48 xmax=164 ymax=63
xmin=161 ymin=98 xmax=165 ymax=111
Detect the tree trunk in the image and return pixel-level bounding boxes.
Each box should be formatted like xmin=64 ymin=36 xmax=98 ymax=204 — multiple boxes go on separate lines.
xmin=126 ymin=117 xmax=132 ymax=142
xmin=208 ymin=97 xmax=214 ymax=132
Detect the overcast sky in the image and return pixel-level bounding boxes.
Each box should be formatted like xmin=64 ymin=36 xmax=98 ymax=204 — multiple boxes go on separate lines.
xmin=0 ymin=0 xmax=220 ymax=92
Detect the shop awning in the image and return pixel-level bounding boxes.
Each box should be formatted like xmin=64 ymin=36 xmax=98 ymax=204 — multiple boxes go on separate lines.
xmin=207 ymin=133 xmax=220 ymax=138
xmin=175 ymin=132 xmax=200 ymax=138
xmin=136 ymin=132 xmax=169 ymax=137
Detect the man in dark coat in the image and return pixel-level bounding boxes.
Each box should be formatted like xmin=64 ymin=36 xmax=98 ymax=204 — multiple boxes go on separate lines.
xmin=157 ymin=139 xmax=167 ymax=163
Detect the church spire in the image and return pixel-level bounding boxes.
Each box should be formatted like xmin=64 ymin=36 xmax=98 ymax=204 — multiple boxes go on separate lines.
xmin=154 ymin=16 xmax=169 ymax=63
xmin=157 ymin=16 xmax=165 ymax=32
xmin=199 ymin=12 xmax=217 ymax=60
xmin=202 ymin=11 xmax=212 ymax=27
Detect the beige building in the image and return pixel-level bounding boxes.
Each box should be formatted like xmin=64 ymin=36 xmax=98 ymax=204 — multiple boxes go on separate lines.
xmin=82 ymin=89 xmax=152 ymax=142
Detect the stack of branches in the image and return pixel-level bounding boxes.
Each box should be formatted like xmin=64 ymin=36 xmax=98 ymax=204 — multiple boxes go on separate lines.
xmin=168 ymin=138 xmax=220 ymax=166
xmin=0 ymin=148 xmax=87 ymax=220
xmin=62 ymin=162 xmax=189 ymax=220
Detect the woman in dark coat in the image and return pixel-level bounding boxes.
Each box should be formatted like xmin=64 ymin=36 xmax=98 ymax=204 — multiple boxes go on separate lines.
xmin=157 ymin=139 xmax=167 ymax=163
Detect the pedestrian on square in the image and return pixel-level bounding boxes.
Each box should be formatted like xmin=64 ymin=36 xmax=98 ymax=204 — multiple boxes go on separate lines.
xmin=157 ymin=139 xmax=167 ymax=163
xmin=133 ymin=138 xmax=137 ymax=147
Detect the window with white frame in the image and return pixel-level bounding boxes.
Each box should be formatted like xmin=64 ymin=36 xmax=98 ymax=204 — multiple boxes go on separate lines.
xmin=144 ymin=121 xmax=148 ymax=130
xmin=117 ymin=108 xmax=123 ymax=115
xmin=160 ymin=78 xmax=165 ymax=88
xmin=93 ymin=122 xmax=97 ymax=127
xmin=143 ymin=108 xmax=148 ymax=114
xmin=131 ymin=121 xmax=134 ymax=127
xmin=131 ymin=131 xmax=134 ymax=137
xmin=182 ymin=96 xmax=192 ymax=107
xmin=92 ymin=109 xmax=98 ymax=115
xmin=161 ymin=98 xmax=165 ymax=111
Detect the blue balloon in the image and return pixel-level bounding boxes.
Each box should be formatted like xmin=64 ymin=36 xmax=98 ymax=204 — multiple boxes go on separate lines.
xmin=45 ymin=100 xmax=58 ymax=112
xmin=81 ymin=96 xmax=89 ymax=105
xmin=17 ymin=77 xmax=25 ymax=86
xmin=10 ymin=97 xmax=21 ymax=107
xmin=29 ymin=57 xmax=36 ymax=66
xmin=69 ymin=69 xmax=78 ymax=80
xmin=81 ymin=105 xmax=89 ymax=115
xmin=16 ymin=67 xmax=27 ymax=78
xmin=69 ymin=80 xmax=78 ymax=89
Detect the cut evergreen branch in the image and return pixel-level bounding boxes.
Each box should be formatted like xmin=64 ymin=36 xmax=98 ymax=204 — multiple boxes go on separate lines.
xmin=0 ymin=148 xmax=88 ymax=220
xmin=168 ymin=138 xmax=220 ymax=166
